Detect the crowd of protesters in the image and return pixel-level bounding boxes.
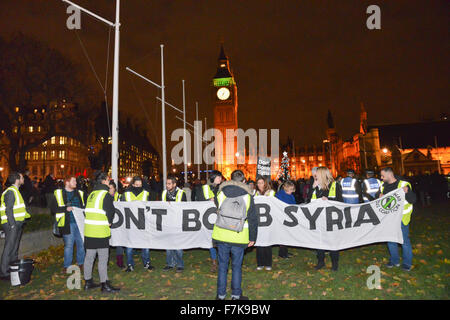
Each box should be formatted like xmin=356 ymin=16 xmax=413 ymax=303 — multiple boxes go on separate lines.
xmin=0 ymin=166 xmax=449 ymax=299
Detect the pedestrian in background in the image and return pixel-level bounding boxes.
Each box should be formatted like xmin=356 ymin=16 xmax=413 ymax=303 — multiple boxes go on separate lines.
xmin=275 ymin=180 xmax=296 ymax=259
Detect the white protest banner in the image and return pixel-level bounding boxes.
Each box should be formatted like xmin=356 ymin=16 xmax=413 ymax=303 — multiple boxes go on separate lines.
xmin=73 ymin=189 xmax=405 ymax=251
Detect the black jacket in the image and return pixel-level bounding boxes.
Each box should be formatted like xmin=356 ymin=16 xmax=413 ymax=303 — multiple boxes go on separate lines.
xmin=51 ymin=188 xmax=86 ymax=235
xmin=194 ymin=183 xmax=220 ymax=201
xmin=375 ymin=179 xmax=417 ymax=204
xmin=84 ymin=183 xmax=116 ymax=249
xmin=213 ymin=180 xmax=258 ymax=247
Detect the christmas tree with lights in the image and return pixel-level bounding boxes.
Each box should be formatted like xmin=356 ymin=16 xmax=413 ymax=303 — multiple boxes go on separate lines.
xmin=279 ymin=151 xmax=291 ymax=182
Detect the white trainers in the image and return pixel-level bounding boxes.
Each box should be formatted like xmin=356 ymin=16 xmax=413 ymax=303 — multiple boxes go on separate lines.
xmin=256 ymin=266 xmax=264 ymax=271
xmin=265 ymin=266 xmax=272 ymax=271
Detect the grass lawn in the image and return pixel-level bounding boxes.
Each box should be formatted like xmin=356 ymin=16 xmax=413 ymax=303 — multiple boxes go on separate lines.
xmin=0 ymin=201 xmax=448 ymax=300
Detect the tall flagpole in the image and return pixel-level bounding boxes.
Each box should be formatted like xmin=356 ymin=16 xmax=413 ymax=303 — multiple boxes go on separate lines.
xmin=182 ymin=80 xmax=187 ymax=184
xmin=111 ymin=0 xmax=120 ymax=183
xmin=161 ymin=45 xmax=167 ymax=188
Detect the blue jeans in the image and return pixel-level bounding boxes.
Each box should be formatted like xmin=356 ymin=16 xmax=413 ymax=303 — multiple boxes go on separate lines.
xmin=209 ymin=247 xmax=217 ymax=260
xmin=62 ymin=221 xmax=85 ymax=268
xmin=217 ymin=242 xmax=245 ymax=299
xmin=126 ymin=248 xmax=150 ymax=266
xmin=166 ymin=250 xmax=184 ymax=268
xmin=387 ymin=222 xmax=413 ymax=268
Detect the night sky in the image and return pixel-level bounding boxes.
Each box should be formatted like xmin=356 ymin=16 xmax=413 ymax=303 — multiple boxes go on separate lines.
xmin=1 ymin=0 xmax=448 ymax=155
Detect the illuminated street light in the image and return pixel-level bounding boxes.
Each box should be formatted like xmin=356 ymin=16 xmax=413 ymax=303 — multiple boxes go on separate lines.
xmin=382 ymin=148 xmax=388 ymax=154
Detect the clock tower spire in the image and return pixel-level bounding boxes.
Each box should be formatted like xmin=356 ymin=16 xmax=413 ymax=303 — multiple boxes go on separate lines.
xmin=212 ymin=43 xmax=238 ymax=178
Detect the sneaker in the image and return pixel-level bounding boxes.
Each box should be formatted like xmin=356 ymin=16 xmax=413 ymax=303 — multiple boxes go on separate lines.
xmin=144 ymin=262 xmax=154 ymax=270
xmin=256 ymin=266 xmax=264 ymax=271
xmin=163 ymin=266 xmax=174 ymax=272
xmin=231 ymin=295 xmax=249 ymax=300
xmin=125 ymin=264 xmax=134 ymax=272
xmin=216 ymin=295 xmax=226 ymax=300
xmin=176 ymin=267 xmax=184 ymax=273
xmin=265 ymin=266 xmax=272 ymax=271
xmin=385 ymin=262 xmax=400 ymax=268
xmin=401 ymin=264 xmax=412 ymax=272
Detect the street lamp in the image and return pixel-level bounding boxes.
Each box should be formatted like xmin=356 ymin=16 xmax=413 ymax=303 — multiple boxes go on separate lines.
xmin=382 ymin=148 xmax=388 ymax=154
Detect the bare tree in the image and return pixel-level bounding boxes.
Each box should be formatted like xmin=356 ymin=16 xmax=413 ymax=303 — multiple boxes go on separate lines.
xmin=0 ymin=33 xmax=96 ymax=172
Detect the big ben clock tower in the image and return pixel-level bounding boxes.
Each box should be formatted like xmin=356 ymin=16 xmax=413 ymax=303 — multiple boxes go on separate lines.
xmin=212 ymin=44 xmax=238 ymax=177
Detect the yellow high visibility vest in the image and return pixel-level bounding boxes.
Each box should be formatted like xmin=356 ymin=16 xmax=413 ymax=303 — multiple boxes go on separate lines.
xmin=84 ymin=190 xmax=110 ymax=238
xmin=54 ymin=189 xmax=85 ymax=227
xmin=202 ymin=184 xmax=215 ymax=200
xmin=114 ymin=192 xmax=120 ymax=202
xmin=212 ymin=192 xmax=251 ymax=245
xmin=311 ymin=182 xmax=336 ymax=202
xmin=161 ymin=189 xmax=185 ymax=202
xmin=380 ymin=180 xmax=413 ymax=225
xmin=0 ymin=185 xmax=31 ymax=225
xmin=124 ymin=190 xmax=149 ymax=202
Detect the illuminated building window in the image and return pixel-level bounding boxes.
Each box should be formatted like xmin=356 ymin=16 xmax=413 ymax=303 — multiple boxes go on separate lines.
xmin=33 ymin=152 xmax=39 ymax=160
xmin=59 ymin=137 xmax=66 ymax=145
xmin=37 ymin=126 xmax=41 ymax=132
xmin=15 ymin=107 xmax=19 ymax=113
xmin=13 ymin=127 xmax=18 ymax=133
xmin=28 ymin=126 xmax=34 ymax=133
xmin=59 ymin=150 xmax=65 ymax=159
xmin=309 ymin=156 xmax=314 ymax=161
xmin=25 ymin=152 xmax=30 ymax=160
xmin=318 ymin=156 xmax=323 ymax=161
xmin=51 ymin=151 xmax=56 ymax=159
xmin=51 ymin=136 xmax=56 ymax=144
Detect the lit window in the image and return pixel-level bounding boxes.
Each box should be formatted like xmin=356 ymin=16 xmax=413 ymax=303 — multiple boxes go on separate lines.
xmin=37 ymin=126 xmax=41 ymax=132
xmin=59 ymin=150 xmax=65 ymax=159
xmin=15 ymin=107 xmax=19 ymax=113
xmin=33 ymin=152 xmax=39 ymax=160
xmin=318 ymin=156 xmax=323 ymax=161
xmin=59 ymin=137 xmax=65 ymax=145
xmin=28 ymin=126 xmax=34 ymax=133
xmin=309 ymin=156 xmax=314 ymax=161
xmin=51 ymin=136 xmax=56 ymax=144
xmin=13 ymin=127 xmax=18 ymax=134
xmin=51 ymin=151 xmax=56 ymax=159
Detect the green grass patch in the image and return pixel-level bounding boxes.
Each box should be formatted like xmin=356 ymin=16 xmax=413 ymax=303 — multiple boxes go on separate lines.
xmin=0 ymin=202 xmax=449 ymax=300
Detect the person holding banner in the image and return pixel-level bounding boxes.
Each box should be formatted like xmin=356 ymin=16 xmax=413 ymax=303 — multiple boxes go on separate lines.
xmin=255 ymin=175 xmax=275 ymax=271
xmin=121 ymin=176 xmax=155 ymax=272
xmin=377 ymin=167 xmax=416 ymax=271
xmin=275 ymin=181 xmax=296 ymax=259
xmin=162 ymin=175 xmax=187 ymax=273
xmin=194 ymin=170 xmax=223 ymax=272
xmin=83 ymin=171 xmax=120 ymax=293
xmin=109 ymin=180 xmax=125 ymax=269
xmin=212 ymin=170 xmax=258 ymax=300
xmin=309 ymin=167 xmax=343 ymax=271
xmin=51 ymin=176 xmax=86 ymax=273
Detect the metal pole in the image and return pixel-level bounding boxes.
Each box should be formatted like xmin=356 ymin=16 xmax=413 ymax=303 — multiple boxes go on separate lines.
xmin=161 ymin=44 xmax=167 ymax=188
xmin=196 ymin=102 xmax=200 ymax=180
xmin=111 ymin=0 xmax=120 ymax=183
xmin=205 ymin=117 xmax=208 ymax=181
xmin=182 ymin=80 xmax=187 ymax=184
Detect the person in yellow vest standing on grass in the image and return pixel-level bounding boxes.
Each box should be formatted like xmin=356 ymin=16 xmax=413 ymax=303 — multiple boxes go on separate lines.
xmin=0 ymin=172 xmax=30 ymax=281
xmin=212 ymin=170 xmax=258 ymax=300
xmin=52 ymin=176 xmax=86 ymax=273
xmin=121 ymin=176 xmax=155 ymax=272
xmin=83 ymin=171 xmax=120 ymax=293
xmin=161 ymin=175 xmax=187 ymax=273
xmin=377 ymin=167 xmax=416 ymax=272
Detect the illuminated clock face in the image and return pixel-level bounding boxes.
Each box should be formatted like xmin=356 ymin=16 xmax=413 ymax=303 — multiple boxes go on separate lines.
xmin=217 ymin=87 xmax=230 ymax=100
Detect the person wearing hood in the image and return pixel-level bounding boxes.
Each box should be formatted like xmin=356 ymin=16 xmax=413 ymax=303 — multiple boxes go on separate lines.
xmin=212 ymin=170 xmax=258 ymax=300
xmin=83 ymin=171 xmax=119 ymax=293
xmin=121 ymin=176 xmax=156 ymax=272
xmin=194 ymin=170 xmax=223 ymax=272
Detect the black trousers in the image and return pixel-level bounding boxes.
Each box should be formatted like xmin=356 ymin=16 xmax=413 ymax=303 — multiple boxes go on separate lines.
xmin=0 ymin=222 xmax=24 ymax=277
xmin=316 ymin=250 xmax=339 ymax=266
xmin=278 ymin=245 xmax=289 ymax=258
xmin=256 ymin=246 xmax=272 ymax=267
